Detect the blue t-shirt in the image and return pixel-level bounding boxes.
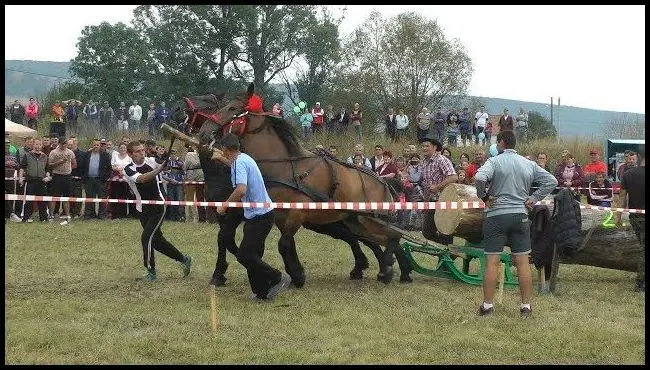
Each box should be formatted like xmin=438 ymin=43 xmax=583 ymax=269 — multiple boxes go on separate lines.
xmin=232 ymin=153 xmax=274 ymax=219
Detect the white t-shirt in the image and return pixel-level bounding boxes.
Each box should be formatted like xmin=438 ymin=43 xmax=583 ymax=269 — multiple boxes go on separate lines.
xmin=112 ymin=152 xmax=133 ymax=171
xmin=395 ymin=114 xmax=409 ymax=129
xmin=475 ymin=111 xmax=489 ymax=128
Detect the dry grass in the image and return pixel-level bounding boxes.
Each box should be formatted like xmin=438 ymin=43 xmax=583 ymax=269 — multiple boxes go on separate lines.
xmin=5 ymin=220 xmax=645 ymax=364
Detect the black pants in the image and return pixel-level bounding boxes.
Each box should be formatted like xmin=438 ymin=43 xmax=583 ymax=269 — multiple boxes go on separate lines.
xmin=140 ymin=205 xmax=185 ymax=271
xmin=22 ymin=180 xmax=48 ymax=221
xmin=83 ymin=177 xmax=109 ymax=219
xmin=630 ymin=214 xmax=645 ymax=283
xmin=214 ymin=207 xmax=244 ymax=276
xmin=422 ymin=209 xmax=454 ymax=245
xmin=110 ymin=181 xmax=130 ymax=219
xmin=237 ymin=210 xmax=281 ymax=298
xmin=70 ymin=177 xmax=83 ymax=217
xmin=49 ymin=121 xmax=66 ymax=138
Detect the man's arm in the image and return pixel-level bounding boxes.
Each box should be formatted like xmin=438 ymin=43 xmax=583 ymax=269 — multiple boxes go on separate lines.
xmin=529 ymin=163 xmax=558 ymax=203
xmin=474 ymin=159 xmax=494 ymax=200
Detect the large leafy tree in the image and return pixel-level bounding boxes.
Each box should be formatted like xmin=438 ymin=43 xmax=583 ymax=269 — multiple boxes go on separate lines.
xmin=280 ymin=6 xmax=343 ymax=108
xmin=528 ymin=110 xmax=557 ymax=140
xmin=330 ymin=11 xmax=473 ymax=130
xmin=69 ymin=22 xmax=153 ymax=107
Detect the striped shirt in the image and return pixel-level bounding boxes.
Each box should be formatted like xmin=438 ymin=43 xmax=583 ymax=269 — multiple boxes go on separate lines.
xmin=123 ymin=157 xmax=166 ymax=212
xmin=418 ymin=154 xmax=456 ymax=200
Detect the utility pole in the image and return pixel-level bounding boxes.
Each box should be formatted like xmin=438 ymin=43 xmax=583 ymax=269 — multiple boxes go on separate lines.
xmin=550 ymin=97 xmax=554 ymax=127
xmin=557 ymin=96 xmax=561 ymax=141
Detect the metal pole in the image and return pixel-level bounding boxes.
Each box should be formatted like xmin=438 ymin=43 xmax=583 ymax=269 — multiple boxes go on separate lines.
xmin=557 ymin=97 xmax=561 ymax=143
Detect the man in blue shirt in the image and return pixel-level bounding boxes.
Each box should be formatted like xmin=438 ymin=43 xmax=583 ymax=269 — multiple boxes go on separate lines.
xmin=215 ymin=133 xmax=290 ymax=301
xmin=474 ymin=130 xmax=557 ymax=318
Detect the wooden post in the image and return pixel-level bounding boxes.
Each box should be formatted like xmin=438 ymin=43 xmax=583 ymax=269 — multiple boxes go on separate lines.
xmin=210 ymin=286 xmax=218 ymax=332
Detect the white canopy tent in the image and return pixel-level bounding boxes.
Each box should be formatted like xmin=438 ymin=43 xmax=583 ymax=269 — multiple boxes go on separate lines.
xmin=5 ymin=119 xmax=37 ymax=138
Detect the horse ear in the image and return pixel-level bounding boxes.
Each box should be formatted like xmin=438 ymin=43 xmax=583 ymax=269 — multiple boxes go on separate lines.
xmin=247 ymin=83 xmax=255 ymax=97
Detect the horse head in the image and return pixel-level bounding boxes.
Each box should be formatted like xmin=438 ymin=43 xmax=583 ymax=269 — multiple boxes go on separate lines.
xmin=206 ymin=83 xmax=271 ymax=137
xmin=177 ymin=92 xmax=226 ymax=144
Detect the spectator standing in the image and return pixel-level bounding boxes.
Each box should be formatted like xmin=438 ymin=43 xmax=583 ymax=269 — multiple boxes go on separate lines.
xmin=346 ymin=143 xmax=372 ymax=168
xmin=41 ymin=136 xmax=52 ymax=157
xmin=25 ymin=97 xmax=39 ymax=130
xmin=110 ymin=143 xmax=132 ymax=219
xmin=5 ymin=137 xmax=19 ymax=222
xmin=311 ymin=102 xmax=325 ymax=135
xmin=272 ymin=102 xmax=284 ymax=118
xmin=47 ymin=136 xmax=76 ymax=225
xmin=498 ymin=108 xmax=514 ymax=132
xmin=214 ymin=133 xmax=290 ymax=301
xmin=299 ymin=107 xmax=313 ymax=140
xmin=395 ymin=109 xmax=409 ymax=140
xmin=474 ymin=105 xmax=489 ymax=145
xmin=446 ymin=108 xmax=459 ymax=147
xmin=375 ymin=151 xmax=399 ymax=179
xmin=586 ymin=172 xmax=613 ymax=207
xmin=146 ymin=103 xmax=157 ymax=138
xmin=336 ymin=106 xmax=350 ymax=135
xmin=155 ymin=101 xmax=171 ymax=128
xmin=161 ymin=149 xmax=186 ymax=222
xmin=83 ymin=100 xmax=99 ymax=135
xmin=441 ymin=147 xmax=455 ymax=168
xmin=369 ymin=145 xmax=384 ymax=172
xmin=9 ymin=100 xmax=25 ymax=124
xmin=350 ymin=102 xmax=363 ymax=139
xmin=416 ymin=107 xmax=433 ymax=142
xmin=582 ymin=148 xmax=608 ymax=182
xmin=128 ymin=99 xmax=142 ymax=132
xmin=614 ymin=153 xmax=645 ymax=292
xmin=50 ymin=101 xmax=66 ymax=137
xmin=19 ymin=138 xmax=51 ymax=222
xmin=325 ymin=105 xmax=336 ymax=134
xmin=530 ymin=152 xmax=551 ymax=195
xmin=515 ymin=107 xmax=529 ymax=144
xmin=116 ymin=101 xmax=129 ymax=131
xmin=617 ymin=150 xmax=638 ymax=181
xmin=474 ymin=130 xmax=557 ymax=317
xmin=123 ymin=141 xmax=192 ymax=281
xmin=458 ymin=107 xmax=472 ymax=147
xmin=328 ymin=145 xmax=338 ymax=158
xmin=67 ymin=137 xmax=84 ymax=218
xmin=465 ymin=150 xmax=487 ymax=183
xmin=432 ymin=107 xmax=446 ymax=144
xmin=12 ymin=137 xmax=34 ymax=221
xmin=65 ymin=100 xmax=80 ymax=136
xmin=80 ymin=138 xmax=112 ymax=220
xmin=98 ymin=101 xmax=115 ymax=137
xmin=384 ymin=108 xmax=397 ymax=141
xmin=418 ymin=137 xmax=457 ymax=245
xmin=183 ymin=145 xmax=206 ymax=223
xmin=554 ymin=153 xmax=583 ymax=200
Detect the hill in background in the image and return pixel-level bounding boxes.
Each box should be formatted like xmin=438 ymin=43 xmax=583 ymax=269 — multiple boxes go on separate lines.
xmin=5 ymin=59 xmax=645 ymax=139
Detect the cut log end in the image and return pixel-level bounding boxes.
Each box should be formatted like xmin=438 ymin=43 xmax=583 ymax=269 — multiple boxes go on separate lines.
xmin=434 ymin=183 xmax=484 ymax=243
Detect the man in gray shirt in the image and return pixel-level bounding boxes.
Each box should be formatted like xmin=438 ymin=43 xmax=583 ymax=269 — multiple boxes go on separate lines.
xmin=474 ymin=130 xmax=557 ymax=318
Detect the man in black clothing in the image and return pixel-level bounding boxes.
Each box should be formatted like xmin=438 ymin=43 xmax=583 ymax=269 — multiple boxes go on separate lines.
xmin=66 ymin=137 xmax=84 ymax=218
xmin=197 ymin=133 xmax=243 ymax=287
xmin=123 ymin=141 xmax=192 ymax=281
xmin=615 ymin=151 xmax=645 ymax=292
xmin=79 ymin=139 xmax=112 ymax=219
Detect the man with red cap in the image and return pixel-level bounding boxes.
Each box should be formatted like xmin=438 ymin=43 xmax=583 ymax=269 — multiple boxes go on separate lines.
xmin=311 ymin=102 xmax=324 ymax=135
xmin=583 ymin=148 xmax=607 ymax=183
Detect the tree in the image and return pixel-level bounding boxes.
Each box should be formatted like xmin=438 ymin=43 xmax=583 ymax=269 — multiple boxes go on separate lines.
xmin=69 ymin=22 xmax=153 ymax=107
xmin=328 ymin=11 xmax=473 ymax=133
xmin=527 ymin=110 xmax=557 ymax=140
xmin=280 ymin=6 xmax=343 ymax=108
xmin=228 ymin=5 xmax=316 ymax=93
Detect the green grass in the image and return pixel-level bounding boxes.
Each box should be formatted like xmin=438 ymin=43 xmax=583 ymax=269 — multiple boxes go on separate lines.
xmin=5 ymin=220 xmax=645 ymax=364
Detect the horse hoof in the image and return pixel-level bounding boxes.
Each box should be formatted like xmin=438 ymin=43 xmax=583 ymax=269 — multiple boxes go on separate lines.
xmin=290 ymin=272 xmax=306 ymax=288
xmin=350 ymin=270 xmax=364 ymax=280
xmin=399 ymin=275 xmax=413 ymax=284
xmin=377 ymin=272 xmax=393 ymax=284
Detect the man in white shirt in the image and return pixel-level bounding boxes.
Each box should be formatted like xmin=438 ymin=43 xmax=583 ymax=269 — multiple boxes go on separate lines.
xmin=395 ymin=108 xmax=410 ymax=140
xmin=128 ymin=99 xmax=143 ymax=132
xmin=474 ymin=105 xmax=489 ymax=146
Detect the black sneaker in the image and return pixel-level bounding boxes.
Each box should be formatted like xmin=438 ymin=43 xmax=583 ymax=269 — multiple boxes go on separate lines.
xmin=477 ymin=304 xmax=494 ymax=316
xmin=520 ymin=306 xmax=532 ymax=318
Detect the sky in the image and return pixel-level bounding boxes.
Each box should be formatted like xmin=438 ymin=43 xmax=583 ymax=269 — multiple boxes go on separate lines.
xmin=4 ymin=5 xmax=645 ymax=114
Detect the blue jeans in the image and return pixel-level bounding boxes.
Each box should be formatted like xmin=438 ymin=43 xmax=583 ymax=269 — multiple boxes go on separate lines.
xmin=148 ymin=120 xmax=157 ymax=138
xmin=166 ymin=183 xmax=185 ymax=220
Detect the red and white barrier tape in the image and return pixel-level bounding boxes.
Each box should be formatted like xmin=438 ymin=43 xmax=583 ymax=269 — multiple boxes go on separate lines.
xmin=3 ymin=194 xmax=645 ymax=214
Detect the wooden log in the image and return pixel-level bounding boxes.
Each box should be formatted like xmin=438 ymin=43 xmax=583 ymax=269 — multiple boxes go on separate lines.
xmin=434 ymin=183 xmax=485 ymax=243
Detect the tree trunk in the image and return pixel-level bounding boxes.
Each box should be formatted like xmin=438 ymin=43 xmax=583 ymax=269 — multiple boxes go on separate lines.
xmin=559 ymin=226 xmax=642 ymax=272
xmin=434 ymin=183 xmax=484 ymax=243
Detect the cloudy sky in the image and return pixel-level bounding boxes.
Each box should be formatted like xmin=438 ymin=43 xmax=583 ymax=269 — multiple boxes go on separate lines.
xmin=4 ymin=5 xmax=645 ymax=113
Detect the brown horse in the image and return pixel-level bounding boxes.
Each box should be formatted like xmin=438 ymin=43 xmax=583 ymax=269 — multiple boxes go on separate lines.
xmin=176 ymin=83 xmax=411 ymax=286
xmin=170 ymin=95 xmax=412 ymax=283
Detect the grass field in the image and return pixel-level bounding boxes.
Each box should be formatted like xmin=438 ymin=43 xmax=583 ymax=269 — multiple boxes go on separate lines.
xmin=4 ymin=220 xmax=645 ymax=364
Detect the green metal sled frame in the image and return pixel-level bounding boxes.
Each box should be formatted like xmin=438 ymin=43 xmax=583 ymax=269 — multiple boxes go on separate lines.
xmin=401 ymin=240 xmax=519 ymax=287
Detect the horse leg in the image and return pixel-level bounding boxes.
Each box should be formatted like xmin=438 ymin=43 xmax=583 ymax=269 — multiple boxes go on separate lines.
xmin=276 ymin=213 xmax=307 ymax=288
xmin=394 ymin=244 xmax=413 ymax=283
xmin=305 ymin=222 xmax=369 ymax=280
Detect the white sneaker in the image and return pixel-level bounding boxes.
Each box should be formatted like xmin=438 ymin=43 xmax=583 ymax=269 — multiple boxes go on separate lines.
xmin=60 ymin=216 xmax=71 ymax=226
xmin=10 ymin=213 xmax=21 ymax=223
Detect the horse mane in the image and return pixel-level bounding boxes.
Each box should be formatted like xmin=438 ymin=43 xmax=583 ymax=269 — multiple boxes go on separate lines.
xmin=264 ymin=115 xmax=306 ymax=158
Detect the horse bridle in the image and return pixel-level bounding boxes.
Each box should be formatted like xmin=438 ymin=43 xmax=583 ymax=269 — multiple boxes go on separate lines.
xmin=183 ymin=96 xmax=223 ymax=133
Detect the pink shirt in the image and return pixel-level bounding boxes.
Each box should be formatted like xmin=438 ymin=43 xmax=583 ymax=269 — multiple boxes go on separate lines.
xmin=418 ymin=154 xmax=456 ymax=200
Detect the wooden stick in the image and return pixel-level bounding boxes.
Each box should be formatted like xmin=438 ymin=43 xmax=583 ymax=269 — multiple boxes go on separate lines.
xmin=540 ymin=266 xmax=547 ymax=293
xmin=210 ymin=285 xmax=218 ymax=332
xmin=160 ymin=123 xmax=201 ymax=147
xmin=497 ymin=262 xmax=505 ymax=304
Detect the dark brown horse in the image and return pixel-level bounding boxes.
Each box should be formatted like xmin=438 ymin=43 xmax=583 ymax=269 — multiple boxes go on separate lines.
xmin=170 ymin=83 xmax=411 ymax=286
xmin=171 ymin=95 xmax=412 ymax=283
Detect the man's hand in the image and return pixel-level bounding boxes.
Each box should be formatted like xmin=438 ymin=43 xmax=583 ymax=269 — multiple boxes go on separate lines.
xmin=216 ymin=206 xmax=227 ymax=215
xmin=429 ymin=183 xmax=440 ymax=194
xmin=43 ymin=176 xmax=51 ymax=183
xmin=525 ymin=198 xmax=535 ymax=211
xmin=18 ymin=177 xmax=23 ymax=186
xmin=211 ymin=148 xmax=225 ymax=162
